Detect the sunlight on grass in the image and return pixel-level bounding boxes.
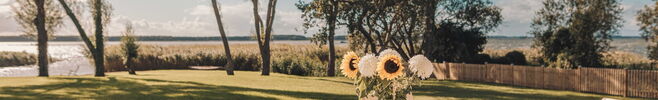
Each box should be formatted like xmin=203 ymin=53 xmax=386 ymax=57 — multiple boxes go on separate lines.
xmin=0 ymin=70 xmax=648 ymax=100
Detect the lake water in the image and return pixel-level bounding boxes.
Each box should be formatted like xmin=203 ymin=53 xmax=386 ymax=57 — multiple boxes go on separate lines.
xmin=0 ymin=39 xmax=648 ymax=77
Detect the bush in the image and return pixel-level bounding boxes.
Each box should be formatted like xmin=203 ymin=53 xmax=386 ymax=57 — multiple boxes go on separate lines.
xmin=0 ymin=51 xmax=37 ymax=67
xmin=101 ymin=44 xmax=347 ymax=76
xmin=504 ymin=51 xmax=527 ymax=65
xmin=462 ymin=54 xmax=491 ymax=64
xmin=490 ymin=50 xmax=527 ymax=65
xmin=484 ymin=49 xmax=541 ymax=65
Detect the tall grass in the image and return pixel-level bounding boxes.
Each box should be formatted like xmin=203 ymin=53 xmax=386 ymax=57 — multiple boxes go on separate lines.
xmin=484 ymin=49 xmax=658 ymax=70
xmin=103 ymin=44 xmax=348 ymax=76
xmin=0 ymin=51 xmax=37 ymax=67
xmin=101 ymin=43 xmax=656 ymax=76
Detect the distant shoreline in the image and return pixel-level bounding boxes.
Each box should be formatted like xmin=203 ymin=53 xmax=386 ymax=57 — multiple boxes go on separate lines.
xmin=0 ymin=35 xmax=643 ymax=42
xmin=0 ymin=35 xmax=324 ymax=42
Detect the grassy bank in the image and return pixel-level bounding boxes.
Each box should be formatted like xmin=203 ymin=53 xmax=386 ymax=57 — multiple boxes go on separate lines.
xmin=0 ymin=51 xmax=37 ymax=67
xmin=0 ymin=70 xmax=645 ymax=100
xmin=103 ymin=44 xmax=349 ymax=76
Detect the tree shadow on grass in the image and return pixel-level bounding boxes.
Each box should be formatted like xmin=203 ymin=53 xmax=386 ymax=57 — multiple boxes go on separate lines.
xmin=279 ymin=76 xmax=353 ymax=85
xmin=413 ymin=80 xmax=616 ymax=100
xmin=0 ymin=77 xmax=355 ymax=100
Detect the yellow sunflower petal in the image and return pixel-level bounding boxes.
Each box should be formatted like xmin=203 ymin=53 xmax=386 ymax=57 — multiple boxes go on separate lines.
xmin=340 ymin=52 xmax=360 ymax=78
xmin=376 ymin=54 xmax=405 ymax=80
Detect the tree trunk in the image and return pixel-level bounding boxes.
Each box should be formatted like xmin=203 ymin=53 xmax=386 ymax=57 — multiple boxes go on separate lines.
xmin=327 ymin=35 xmax=336 ymax=76
xmin=34 ymin=0 xmax=48 ymax=77
xmin=251 ymin=0 xmax=276 ymax=76
xmin=127 ymin=57 xmax=136 ymax=75
xmin=58 ymin=0 xmax=103 ymax=77
xmin=57 ymin=0 xmax=95 ymax=52
xmin=422 ymin=0 xmax=438 ymax=58
xmin=261 ymin=0 xmax=277 ymax=76
xmin=211 ymin=0 xmax=235 ymax=75
xmin=326 ymin=0 xmax=338 ymax=77
xmin=93 ymin=0 xmax=105 ymax=77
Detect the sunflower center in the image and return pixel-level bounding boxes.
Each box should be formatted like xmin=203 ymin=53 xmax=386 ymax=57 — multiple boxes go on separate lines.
xmin=349 ymin=59 xmax=357 ymax=70
xmin=384 ymin=60 xmax=399 ymax=73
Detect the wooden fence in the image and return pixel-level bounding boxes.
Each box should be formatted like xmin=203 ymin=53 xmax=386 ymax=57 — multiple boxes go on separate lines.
xmin=433 ymin=62 xmax=658 ymax=98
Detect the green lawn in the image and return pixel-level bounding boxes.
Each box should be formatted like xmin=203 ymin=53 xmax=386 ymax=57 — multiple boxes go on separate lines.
xmin=0 ymin=70 xmax=648 ymax=100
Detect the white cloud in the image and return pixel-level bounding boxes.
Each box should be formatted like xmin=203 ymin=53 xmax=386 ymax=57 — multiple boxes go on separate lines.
xmin=104 ymin=15 xmax=215 ymax=36
xmin=495 ymin=0 xmax=542 ymax=23
xmin=186 ymin=5 xmax=212 ymax=16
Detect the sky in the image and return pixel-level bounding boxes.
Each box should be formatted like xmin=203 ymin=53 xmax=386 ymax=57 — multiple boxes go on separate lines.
xmin=0 ymin=0 xmax=654 ymax=37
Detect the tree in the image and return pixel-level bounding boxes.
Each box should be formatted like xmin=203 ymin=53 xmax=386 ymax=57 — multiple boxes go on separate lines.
xmin=57 ymin=0 xmax=113 ymax=76
xmin=121 ymin=23 xmax=139 ymax=75
xmin=422 ymin=0 xmax=502 ymax=63
xmin=297 ymin=0 xmax=341 ymax=76
xmin=531 ymin=0 xmax=622 ymax=68
xmin=637 ymin=1 xmax=658 ymax=60
xmin=211 ymin=0 xmax=235 ymax=75
xmin=340 ymin=0 xmax=425 ymax=59
xmin=251 ymin=0 xmax=278 ymax=75
xmin=12 ymin=0 xmax=64 ymax=77
xmin=337 ymin=0 xmax=501 ymax=62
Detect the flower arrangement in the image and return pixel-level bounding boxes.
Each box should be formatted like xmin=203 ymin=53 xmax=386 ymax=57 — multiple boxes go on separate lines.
xmin=340 ymin=49 xmax=435 ymax=100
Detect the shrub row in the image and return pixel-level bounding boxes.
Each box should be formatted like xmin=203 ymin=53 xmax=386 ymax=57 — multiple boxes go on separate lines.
xmin=102 ymin=44 xmax=347 ymax=76
xmin=0 ymin=51 xmax=37 ymax=67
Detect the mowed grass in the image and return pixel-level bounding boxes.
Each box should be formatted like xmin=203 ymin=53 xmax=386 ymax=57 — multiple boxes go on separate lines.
xmin=0 ymin=70 xmax=648 ymax=100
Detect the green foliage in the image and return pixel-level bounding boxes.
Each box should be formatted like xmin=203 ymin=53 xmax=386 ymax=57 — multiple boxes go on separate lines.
xmin=355 ymin=75 xmax=419 ymax=99
xmin=503 ymin=51 xmax=528 ymax=65
xmin=121 ymin=23 xmax=139 ymax=74
xmin=11 ymin=0 xmax=64 ymax=38
xmin=637 ymin=1 xmax=658 ymax=60
xmin=531 ymin=0 xmax=623 ymax=68
xmin=296 ymin=0 xmax=339 ymax=46
xmin=120 ymin=23 xmax=139 ymax=61
xmin=489 ymin=50 xmax=528 ymax=65
xmin=423 ymin=0 xmax=502 ymax=63
xmin=272 ymin=57 xmax=324 ymax=76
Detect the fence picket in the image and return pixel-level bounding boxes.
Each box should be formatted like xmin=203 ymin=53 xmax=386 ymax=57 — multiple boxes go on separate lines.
xmin=434 ymin=63 xmax=658 ymax=99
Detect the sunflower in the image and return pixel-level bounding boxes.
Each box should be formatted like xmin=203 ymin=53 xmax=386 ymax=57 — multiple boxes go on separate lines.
xmin=377 ymin=54 xmax=405 ymax=80
xmin=340 ymin=52 xmax=360 ymax=78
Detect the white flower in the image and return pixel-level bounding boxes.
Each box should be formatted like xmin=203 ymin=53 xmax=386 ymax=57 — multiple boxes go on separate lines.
xmin=379 ymin=49 xmax=401 ymax=58
xmin=358 ymin=54 xmax=378 ymax=77
xmin=409 ymin=55 xmax=434 ymax=79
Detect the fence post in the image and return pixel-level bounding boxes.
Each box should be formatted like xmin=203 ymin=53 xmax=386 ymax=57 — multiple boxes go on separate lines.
xmin=624 ymin=68 xmax=628 ymax=97
xmin=511 ymin=63 xmax=515 ymax=85
xmin=444 ymin=61 xmax=451 ymax=80
xmin=482 ymin=62 xmax=490 ymax=82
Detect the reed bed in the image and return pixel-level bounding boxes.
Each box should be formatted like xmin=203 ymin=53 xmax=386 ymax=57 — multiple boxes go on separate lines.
xmin=484 ymin=49 xmax=657 ymax=69
xmin=103 ymin=44 xmax=348 ymax=76
xmin=101 ymin=43 xmax=656 ymax=76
